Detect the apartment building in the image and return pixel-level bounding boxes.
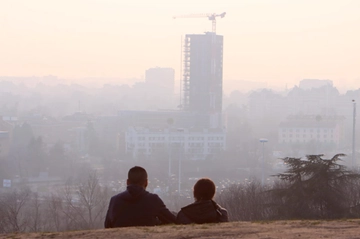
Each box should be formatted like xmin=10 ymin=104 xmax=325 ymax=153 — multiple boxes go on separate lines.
xmin=125 ymin=127 xmax=226 ymax=160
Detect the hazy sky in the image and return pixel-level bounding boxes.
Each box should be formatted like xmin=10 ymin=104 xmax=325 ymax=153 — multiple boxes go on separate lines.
xmin=1 ymin=0 xmax=360 ymax=90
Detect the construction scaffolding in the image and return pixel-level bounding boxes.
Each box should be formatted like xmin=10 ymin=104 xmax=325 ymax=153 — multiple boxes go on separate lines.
xmin=182 ymin=35 xmax=191 ymax=110
xmin=181 ymin=33 xmax=223 ymax=113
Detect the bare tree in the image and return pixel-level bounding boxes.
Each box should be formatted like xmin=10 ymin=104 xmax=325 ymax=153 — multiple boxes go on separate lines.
xmin=76 ymin=170 xmax=110 ymax=229
xmin=57 ymin=171 xmax=110 ymax=231
xmin=61 ymin=179 xmax=87 ymax=231
xmin=46 ymin=193 xmax=63 ymax=231
xmin=217 ymin=179 xmax=269 ymax=221
xmin=27 ymin=192 xmax=43 ymax=232
xmin=345 ymin=171 xmax=360 ymax=217
xmin=0 ymin=187 xmax=31 ymax=232
xmin=0 ymin=171 xmax=112 ymax=233
xmin=0 ymin=199 xmax=6 ymax=233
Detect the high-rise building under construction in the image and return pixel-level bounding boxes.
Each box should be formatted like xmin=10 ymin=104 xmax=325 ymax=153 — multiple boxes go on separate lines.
xmin=182 ymin=32 xmax=223 ymax=128
xmin=182 ymin=32 xmax=223 ymax=115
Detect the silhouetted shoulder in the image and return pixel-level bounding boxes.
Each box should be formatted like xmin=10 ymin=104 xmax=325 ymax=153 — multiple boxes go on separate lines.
xmin=177 ymin=200 xmax=228 ymax=224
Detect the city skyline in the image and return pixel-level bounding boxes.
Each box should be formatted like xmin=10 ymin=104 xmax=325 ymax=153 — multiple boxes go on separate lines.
xmin=1 ymin=0 xmax=360 ymax=90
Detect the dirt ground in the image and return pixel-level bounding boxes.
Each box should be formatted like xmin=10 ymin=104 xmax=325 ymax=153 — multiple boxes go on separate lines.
xmin=1 ymin=220 xmax=360 ymax=239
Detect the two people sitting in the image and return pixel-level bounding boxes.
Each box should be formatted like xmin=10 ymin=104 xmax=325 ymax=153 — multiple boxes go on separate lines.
xmin=104 ymin=166 xmax=228 ymax=228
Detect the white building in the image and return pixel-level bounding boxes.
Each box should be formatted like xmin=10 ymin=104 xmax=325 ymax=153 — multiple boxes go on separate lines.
xmin=278 ymin=115 xmax=344 ymax=146
xmin=125 ymin=127 xmax=226 ymax=160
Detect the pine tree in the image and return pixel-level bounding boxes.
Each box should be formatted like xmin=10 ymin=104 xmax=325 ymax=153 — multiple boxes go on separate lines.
xmin=272 ymin=154 xmax=360 ymax=219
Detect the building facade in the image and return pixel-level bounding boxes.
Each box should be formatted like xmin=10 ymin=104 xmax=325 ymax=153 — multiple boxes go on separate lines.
xmin=183 ymin=32 xmax=223 ymax=118
xmin=125 ymin=127 xmax=226 ymax=160
xmin=278 ymin=115 xmax=345 ymax=147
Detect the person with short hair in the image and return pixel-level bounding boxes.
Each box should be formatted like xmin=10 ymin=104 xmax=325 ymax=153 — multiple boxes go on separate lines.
xmin=104 ymin=166 xmax=176 ymax=228
xmin=176 ymin=178 xmax=228 ymax=224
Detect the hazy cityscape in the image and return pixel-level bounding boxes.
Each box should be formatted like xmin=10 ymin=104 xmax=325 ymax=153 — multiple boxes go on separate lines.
xmin=1 ymin=0 xmax=360 ymax=234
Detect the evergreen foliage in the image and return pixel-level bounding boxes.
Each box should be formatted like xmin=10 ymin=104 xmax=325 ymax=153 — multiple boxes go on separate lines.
xmin=272 ymin=154 xmax=360 ymax=219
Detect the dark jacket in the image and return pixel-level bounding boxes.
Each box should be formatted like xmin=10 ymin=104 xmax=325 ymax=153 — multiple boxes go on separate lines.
xmin=104 ymin=185 xmax=176 ymax=228
xmin=176 ymin=200 xmax=228 ymax=224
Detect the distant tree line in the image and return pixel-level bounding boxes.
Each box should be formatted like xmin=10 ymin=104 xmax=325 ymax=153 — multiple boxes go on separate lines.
xmin=1 ymin=154 xmax=360 ymax=233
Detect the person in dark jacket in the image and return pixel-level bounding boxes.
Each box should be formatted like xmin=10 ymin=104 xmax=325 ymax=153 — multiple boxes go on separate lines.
xmin=177 ymin=178 xmax=228 ymax=224
xmin=104 ymin=166 xmax=176 ymax=228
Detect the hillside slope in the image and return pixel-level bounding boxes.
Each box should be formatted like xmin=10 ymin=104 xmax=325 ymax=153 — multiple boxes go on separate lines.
xmin=2 ymin=220 xmax=360 ymax=239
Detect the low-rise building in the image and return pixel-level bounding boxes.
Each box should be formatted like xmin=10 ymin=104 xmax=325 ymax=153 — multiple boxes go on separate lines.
xmin=278 ymin=115 xmax=345 ymax=146
xmin=125 ymin=127 xmax=226 ymax=160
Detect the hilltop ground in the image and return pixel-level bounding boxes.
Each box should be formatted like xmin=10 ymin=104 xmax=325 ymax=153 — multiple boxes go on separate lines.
xmin=1 ymin=220 xmax=360 ymax=239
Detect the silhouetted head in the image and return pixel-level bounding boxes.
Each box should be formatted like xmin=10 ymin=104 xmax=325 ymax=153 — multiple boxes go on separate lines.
xmin=193 ymin=178 xmax=216 ymax=201
xmin=127 ymin=166 xmax=148 ymax=188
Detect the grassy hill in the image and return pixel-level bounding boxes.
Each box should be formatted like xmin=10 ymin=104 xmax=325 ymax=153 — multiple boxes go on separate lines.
xmin=1 ymin=220 xmax=360 ymax=239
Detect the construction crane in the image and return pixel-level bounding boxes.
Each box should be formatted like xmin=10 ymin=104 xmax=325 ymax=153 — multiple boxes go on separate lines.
xmin=173 ymin=12 xmax=226 ymax=33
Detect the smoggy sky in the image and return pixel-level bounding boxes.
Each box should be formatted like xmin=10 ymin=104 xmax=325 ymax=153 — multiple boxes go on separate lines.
xmin=1 ymin=0 xmax=360 ymax=90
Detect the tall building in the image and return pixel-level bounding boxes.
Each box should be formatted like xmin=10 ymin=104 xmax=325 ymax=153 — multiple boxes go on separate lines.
xmin=118 ymin=33 xmax=226 ymax=160
xmin=183 ymin=32 xmax=223 ymax=115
